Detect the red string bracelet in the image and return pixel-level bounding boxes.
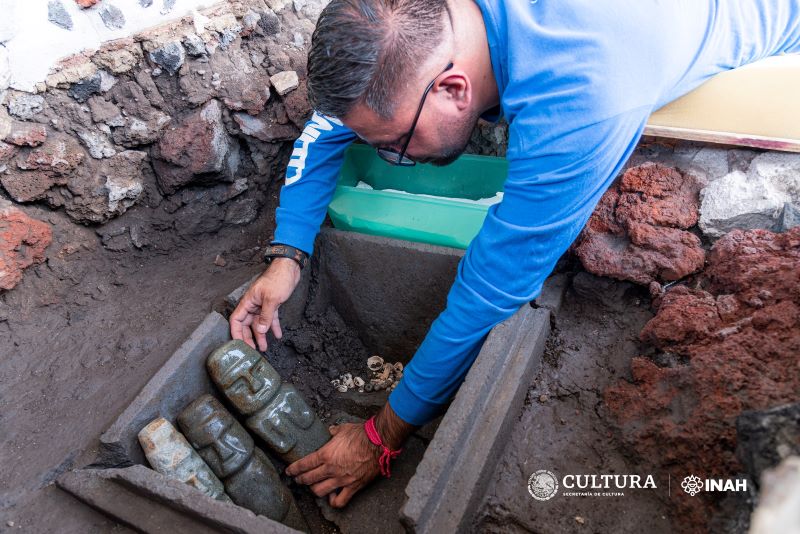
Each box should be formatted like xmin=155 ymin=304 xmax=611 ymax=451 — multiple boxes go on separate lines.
xmin=364 ymin=415 xmax=403 ymax=478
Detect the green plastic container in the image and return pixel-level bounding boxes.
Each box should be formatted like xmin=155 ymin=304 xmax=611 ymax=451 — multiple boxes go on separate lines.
xmin=328 ymin=144 xmax=508 ymax=249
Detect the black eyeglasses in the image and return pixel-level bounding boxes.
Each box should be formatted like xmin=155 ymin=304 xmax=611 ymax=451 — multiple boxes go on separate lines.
xmin=376 ymin=62 xmax=454 ymax=166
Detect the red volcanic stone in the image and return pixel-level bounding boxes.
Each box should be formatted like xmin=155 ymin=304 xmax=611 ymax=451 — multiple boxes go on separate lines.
xmin=1 ymin=135 xmax=85 ymax=202
xmin=0 ymin=141 xmax=17 ymax=162
xmin=0 ymin=201 xmax=53 ymax=290
xmin=5 ymin=123 xmax=47 ymax=147
xmin=616 ymin=163 xmax=700 ymax=229
xmin=638 ymin=286 xmax=722 ymax=349
xmin=17 ymin=136 xmax=85 ymax=174
xmin=704 ymin=228 xmax=800 ymax=306
xmin=574 ymin=163 xmax=705 ymax=285
xmin=605 ymin=227 xmax=800 ymax=532
xmin=152 ymin=99 xmax=234 ymax=195
xmin=0 ymin=171 xmax=60 ymax=203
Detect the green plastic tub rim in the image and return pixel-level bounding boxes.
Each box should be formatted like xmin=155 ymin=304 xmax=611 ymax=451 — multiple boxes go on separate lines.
xmin=328 ymin=144 xmax=508 ymax=249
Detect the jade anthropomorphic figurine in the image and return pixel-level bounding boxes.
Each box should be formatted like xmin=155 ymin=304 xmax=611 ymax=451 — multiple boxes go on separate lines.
xmin=207 ymin=340 xmax=330 ymax=463
xmin=177 ymin=395 xmax=307 ymax=531
xmin=138 ymin=417 xmax=230 ymax=502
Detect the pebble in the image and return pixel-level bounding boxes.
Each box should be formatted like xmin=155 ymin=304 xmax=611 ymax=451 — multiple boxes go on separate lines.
xmin=213 ymin=254 xmax=226 ymax=267
xmin=48 ymin=0 xmax=73 ymax=30
xmin=269 ymin=70 xmax=299 ymax=95
xmin=99 ymin=4 xmax=126 ymax=30
xmin=575 ymin=516 xmax=585 ymax=525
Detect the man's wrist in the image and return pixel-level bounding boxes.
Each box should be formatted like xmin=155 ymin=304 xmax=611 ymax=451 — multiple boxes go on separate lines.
xmin=373 ymin=402 xmax=416 ymax=450
xmin=264 ymin=243 xmax=309 ymax=270
xmin=269 ymin=256 xmax=302 ymax=271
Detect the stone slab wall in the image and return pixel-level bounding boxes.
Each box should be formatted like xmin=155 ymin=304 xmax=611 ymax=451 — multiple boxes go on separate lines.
xmin=0 ymin=0 xmax=325 ymax=290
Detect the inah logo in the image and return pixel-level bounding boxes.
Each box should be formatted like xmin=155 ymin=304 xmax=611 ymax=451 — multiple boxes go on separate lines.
xmin=682 ymin=475 xmax=703 ymax=496
xmin=528 ymin=470 xmax=559 ymax=501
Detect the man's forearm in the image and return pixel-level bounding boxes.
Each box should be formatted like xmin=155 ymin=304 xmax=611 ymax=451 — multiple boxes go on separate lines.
xmin=374 ymin=402 xmax=416 ymax=450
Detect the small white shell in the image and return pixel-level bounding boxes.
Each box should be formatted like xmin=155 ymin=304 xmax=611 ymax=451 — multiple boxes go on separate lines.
xmin=367 ymin=356 xmax=384 ymax=372
xmin=336 ymin=384 xmax=348 ymax=393
xmin=330 ymin=379 xmax=341 ymax=387
xmin=393 ymin=362 xmax=404 ymax=373
xmin=354 ymin=376 xmax=365 ymax=387
xmin=343 ymin=376 xmax=355 ymax=389
xmin=378 ymin=363 xmax=393 ymax=381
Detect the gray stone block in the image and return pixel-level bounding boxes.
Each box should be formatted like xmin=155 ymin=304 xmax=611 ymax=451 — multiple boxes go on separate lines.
xmin=99 ymin=311 xmax=231 ymax=467
xmin=401 ymin=305 xmax=550 ymax=534
xmin=534 ymin=273 xmax=569 ymax=315
xmin=57 ymin=465 xmax=299 ymax=533
xmin=317 ymin=229 xmax=463 ymax=361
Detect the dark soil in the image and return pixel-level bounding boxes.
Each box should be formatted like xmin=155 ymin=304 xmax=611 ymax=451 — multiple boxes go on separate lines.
xmin=267 ymin=306 xmax=373 ymax=419
xmin=0 ymin=190 xmax=281 ymax=532
xmin=475 ymin=272 xmax=674 ymax=533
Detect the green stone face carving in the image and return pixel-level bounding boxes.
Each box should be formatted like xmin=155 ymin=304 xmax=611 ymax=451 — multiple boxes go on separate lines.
xmin=177 ymin=395 xmax=253 ymax=478
xmin=207 ymin=340 xmax=281 ymax=415
xmin=207 ymin=340 xmax=330 ymax=463
xmin=177 ymin=394 xmax=308 ymax=531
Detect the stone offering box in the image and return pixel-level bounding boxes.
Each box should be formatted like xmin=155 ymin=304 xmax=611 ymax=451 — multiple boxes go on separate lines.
xmin=57 ymin=229 xmax=555 ymax=533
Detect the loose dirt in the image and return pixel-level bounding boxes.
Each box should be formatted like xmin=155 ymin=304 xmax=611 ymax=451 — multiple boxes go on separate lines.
xmin=475 ymin=272 xmax=673 ymax=533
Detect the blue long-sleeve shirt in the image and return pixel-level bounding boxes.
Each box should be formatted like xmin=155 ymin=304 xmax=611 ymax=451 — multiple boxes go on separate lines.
xmin=275 ymin=0 xmax=800 ymax=426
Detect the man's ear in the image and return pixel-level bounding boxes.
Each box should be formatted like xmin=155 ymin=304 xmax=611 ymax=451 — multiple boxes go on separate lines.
xmin=437 ymin=71 xmax=472 ymax=111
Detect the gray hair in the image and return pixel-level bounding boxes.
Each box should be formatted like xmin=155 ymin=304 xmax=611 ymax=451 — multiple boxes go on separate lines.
xmin=307 ymin=0 xmax=450 ymax=119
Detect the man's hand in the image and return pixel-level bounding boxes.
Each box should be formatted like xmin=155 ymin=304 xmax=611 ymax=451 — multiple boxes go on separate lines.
xmin=286 ymin=403 xmax=415 ymax=508
xmin=230 ymin=258 xmax=301 ymax=352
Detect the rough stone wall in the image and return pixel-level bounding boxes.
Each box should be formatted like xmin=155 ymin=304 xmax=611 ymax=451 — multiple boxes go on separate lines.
xmin=0 ymin=0 xmax=326 ymax=288
xmin=604 ymin=227 xmax=800 ymax=533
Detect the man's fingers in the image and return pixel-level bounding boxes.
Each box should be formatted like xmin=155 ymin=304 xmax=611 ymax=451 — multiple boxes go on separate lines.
xmin=229 ymin=305 xmax=248 ymax=341
xmin=230 ymin=287 xmax=262 ymax=341
xmin=270 ymin=308 xmax=282 ymax=340
xmin=286 ymin=450 xmax=324 ymax=477
xmin=329 ymin=483 xmax=362 ymax=508
xmin=310 ymin=477 xmax=343 ymax=498
xmin=293 ymin=465 xmax=330 ymax=486
xmin=255 ymin=302 xmax=279 ymax=352
xmin=241 ymin=320 xmax=256 ymax=350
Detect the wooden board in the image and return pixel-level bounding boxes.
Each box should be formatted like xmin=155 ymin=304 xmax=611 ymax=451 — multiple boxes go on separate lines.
xmin=646 ymin=55 xmax=800 ymax=153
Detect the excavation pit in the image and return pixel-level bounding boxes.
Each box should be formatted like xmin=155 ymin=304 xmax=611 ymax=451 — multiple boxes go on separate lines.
xmin=57 ymin=229 xmax=552 ymax=533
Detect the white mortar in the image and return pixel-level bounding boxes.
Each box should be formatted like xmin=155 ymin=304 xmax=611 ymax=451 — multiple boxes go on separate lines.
xmin=3 ymin=0 xmax=222 ymax=92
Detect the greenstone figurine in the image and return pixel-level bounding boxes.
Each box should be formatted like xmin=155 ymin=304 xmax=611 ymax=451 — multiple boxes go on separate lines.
xmin=138 ymin=417 xmax=230 ymax=502
xmin=177 ymin=395 xmax=307 ymax=531
xmin=206 ymin=340 xmax=330 ymax=464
